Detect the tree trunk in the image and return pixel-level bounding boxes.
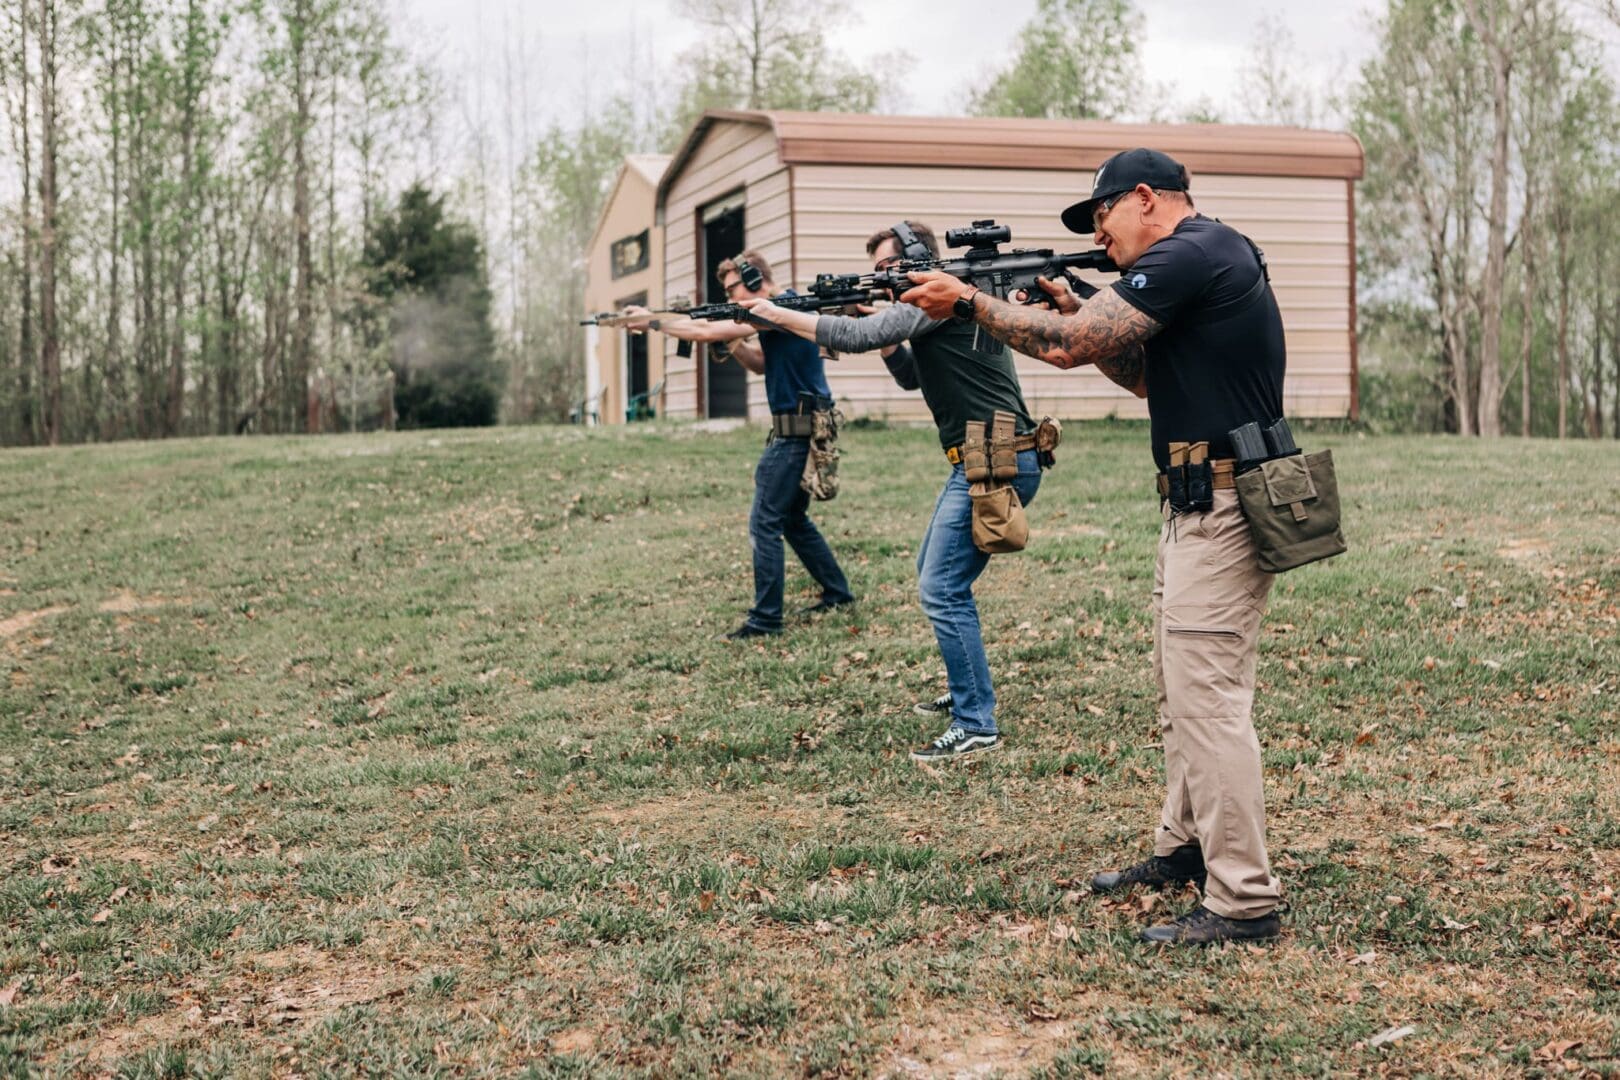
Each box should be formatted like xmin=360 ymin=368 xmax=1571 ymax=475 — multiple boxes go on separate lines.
xmin=290 ymin=0 xmax=315 ymax=432
xmin=104 ymin=8 xmax=124 ymax=441
xmin=1518 ymin=192 xmax=1533 ymax=438
xmin=1475 ymin=44 xmax=1511 ymax=437
xmin=1555 ymin=210 xmax=1570 ymax=439
xmin=17 ymin=0 xmax=36 ymax=444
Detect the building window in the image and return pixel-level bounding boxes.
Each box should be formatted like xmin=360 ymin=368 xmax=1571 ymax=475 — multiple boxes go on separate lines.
xmin=611 ymin=230 xmax=650 ymax=279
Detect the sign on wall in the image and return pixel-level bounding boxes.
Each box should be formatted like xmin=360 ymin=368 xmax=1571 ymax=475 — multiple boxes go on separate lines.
xmin=611 ymin=230 xmax=650 ymax=279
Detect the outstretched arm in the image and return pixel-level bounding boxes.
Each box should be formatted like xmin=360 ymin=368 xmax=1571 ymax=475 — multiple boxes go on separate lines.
xmin=898 ymin=274 xmax=1158 ymax=397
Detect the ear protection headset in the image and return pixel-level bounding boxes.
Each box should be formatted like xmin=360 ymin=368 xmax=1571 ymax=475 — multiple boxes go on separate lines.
xmin=735 ymin=259 xmax=766 ymax=292
xmin=890 ymin=221 xmax=933 ymax=261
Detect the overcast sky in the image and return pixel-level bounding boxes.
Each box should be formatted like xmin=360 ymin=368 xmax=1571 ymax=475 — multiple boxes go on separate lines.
xmin=400 ymin=0 xmax=1382 ymax=132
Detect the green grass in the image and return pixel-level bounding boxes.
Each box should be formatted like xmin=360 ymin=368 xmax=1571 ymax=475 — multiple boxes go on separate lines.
xmin=1 ymin=421 xmax=1617 ymax=1077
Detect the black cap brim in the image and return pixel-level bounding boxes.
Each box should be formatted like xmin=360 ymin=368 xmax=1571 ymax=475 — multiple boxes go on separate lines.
xmin=1061 ymin=195 xmax=1108 ymax=235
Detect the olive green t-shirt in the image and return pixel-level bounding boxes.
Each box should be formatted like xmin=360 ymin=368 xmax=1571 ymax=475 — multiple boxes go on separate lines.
xmin=814 ymin=305 xmax=1033 ymax=451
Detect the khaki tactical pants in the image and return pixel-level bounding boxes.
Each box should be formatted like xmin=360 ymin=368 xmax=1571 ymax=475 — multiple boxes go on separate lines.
xmin=1152 ymin=489 xmax=1283 ymax=919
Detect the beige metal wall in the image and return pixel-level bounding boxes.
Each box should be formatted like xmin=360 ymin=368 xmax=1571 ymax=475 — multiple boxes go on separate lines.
xmin=661 ymin=122 xmax=789 ymax=418
xmin=584 ymin=166 xmax=665 ymax=424
xmin=791 ymin=163 xmax=1354 ymax=421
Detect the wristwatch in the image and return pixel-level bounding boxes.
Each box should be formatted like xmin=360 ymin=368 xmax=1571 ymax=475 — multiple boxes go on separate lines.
xmin=952 ymin=288 xmax=981 ymax=322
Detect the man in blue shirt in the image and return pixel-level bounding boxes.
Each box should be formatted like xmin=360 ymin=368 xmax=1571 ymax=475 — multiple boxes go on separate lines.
xmin=625 ymin=251 xmax=854 ymax=640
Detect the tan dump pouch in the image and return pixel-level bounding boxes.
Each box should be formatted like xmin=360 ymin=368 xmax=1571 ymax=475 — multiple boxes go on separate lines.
xmin=1234 ymin=449 xmax=1347 ymax=573
xmin=970 ymin=480 xmax=1029 ymax=554
xmin=799 ymin=407 xmax=842 ymax=501
xmin=961 ymin=421 xmax=991 ymax=483
xmin=989 ymin=410 xmax=1019 ymax=480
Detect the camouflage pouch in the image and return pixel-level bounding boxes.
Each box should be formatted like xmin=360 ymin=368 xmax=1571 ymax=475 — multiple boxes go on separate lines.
xmin=800 ymin=407 xmax=843 ymax=501
xmin=1234 ymin=449 xmax=1347 ymax=572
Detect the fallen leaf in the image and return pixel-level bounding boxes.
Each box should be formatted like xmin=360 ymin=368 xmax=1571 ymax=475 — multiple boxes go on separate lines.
xmin=1440 ymin=916 xmax=1477 ymax=931
xmin=90 ymin=909 xmax=113 ymax=924
xmin=698 ymin=891 xmax=715 ymax=913
xmin=1048 ymin=920 xmax=1077 ymax=942
xmin=0 ymin=981 xmax=20 ymax=1007
xmin=1369 ymin=1024 xmax=1416 ymax=1048
xmin=1027 ymin=1002 xmax=1059 ymax=1021
xmin=1534 ymin=1039 xmax=1582 ymax=1062
xmin=1348 ymin=950 xmax=1377 ymax=965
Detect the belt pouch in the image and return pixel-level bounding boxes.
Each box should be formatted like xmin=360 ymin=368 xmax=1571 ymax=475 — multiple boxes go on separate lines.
xmin=989 ymin=410 xmax=1019 ymax=480
xmin=970 ymin=481 xmax=1029 ymax=553
xmin=1234 ymin=449 xmax=1347 ymax=572
xmin=962 ymin=421 xmax=991 ymax=483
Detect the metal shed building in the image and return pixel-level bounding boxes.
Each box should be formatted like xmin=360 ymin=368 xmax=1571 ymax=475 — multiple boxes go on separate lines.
xmin=653 ymin=110 xmax=1365 ymax=424
xmin=582 ymin=153 xmax=670 ymax=424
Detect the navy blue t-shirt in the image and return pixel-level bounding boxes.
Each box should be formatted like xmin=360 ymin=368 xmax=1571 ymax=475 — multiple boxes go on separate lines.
xmin=1111 ymin=216 xmax=1286 ymax=471
xmin=759 ymin=289 xmax=832 ymax=413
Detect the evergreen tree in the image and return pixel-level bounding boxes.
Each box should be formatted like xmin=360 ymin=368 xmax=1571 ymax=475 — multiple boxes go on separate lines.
xmin=363 ymin=183 xmax=502 ymax=428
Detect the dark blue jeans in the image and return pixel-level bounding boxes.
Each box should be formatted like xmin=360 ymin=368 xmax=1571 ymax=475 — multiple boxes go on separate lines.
xmin=746 ymin=435 xmax=853 ymax=631
xmin=916 ymin=448 xmax=1042 ymax=734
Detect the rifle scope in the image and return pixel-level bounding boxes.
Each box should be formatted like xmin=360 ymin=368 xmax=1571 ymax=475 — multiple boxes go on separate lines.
xmin=945 ymin=220 xmax=1012 ymax=249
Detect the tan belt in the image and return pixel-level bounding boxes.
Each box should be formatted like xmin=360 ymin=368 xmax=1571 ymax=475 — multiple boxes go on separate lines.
xmin=1157 ymin=457 xmax=1238 ymax=497
xmin=946 ymin=432 xmax=1036 ymax=465
xmin=771 ymin=413 xmax=815 ymax=438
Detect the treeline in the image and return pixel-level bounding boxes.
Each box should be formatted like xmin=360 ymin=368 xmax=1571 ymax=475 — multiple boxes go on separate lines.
xmin=0 ymin=0 xmax=494 ymax=445
xmin=5 ymin=0 xmax=1619 ymax=444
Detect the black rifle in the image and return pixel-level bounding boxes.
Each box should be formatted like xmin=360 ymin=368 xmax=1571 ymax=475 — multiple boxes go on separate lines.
xmin=681 ymin=273 xmax=882 ymax=323
xmin=866 ymin=219 xmax=1118 ymax=304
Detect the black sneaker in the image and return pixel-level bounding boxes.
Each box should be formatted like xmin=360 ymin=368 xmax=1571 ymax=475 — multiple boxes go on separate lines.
xmin=1139 ymin=904 xmax=1281 ymax=945
xmin=1091 ymin=844 xmax=1207 ymax=894
xmin=912 ymin=692 xmax=952 ymax=717
xmin=721 ymin=622 xmax=780 ymax=641
xmin=909 ymin=724 xmax=999 ymax=762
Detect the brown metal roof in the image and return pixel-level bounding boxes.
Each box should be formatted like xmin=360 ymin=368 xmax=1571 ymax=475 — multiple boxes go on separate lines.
xmin=657 ymin=110 xmax=1364 ymax=211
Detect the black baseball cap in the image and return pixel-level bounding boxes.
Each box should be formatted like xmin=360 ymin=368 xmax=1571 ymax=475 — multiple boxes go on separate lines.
xmin=1061 ymin=148 xmax=1190 ymax=234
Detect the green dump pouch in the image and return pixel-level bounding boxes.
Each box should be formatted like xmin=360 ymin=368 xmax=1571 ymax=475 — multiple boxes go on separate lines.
xmin=969 ymin=480 xmax=1028 ymax=554
xmin=1234 ymin=449 xmax=1347 ymax=572
xmin=962 ymin=421 xmax=991 ymax=483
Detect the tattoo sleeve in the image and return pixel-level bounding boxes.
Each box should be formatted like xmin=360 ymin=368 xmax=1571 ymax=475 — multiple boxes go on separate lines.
xmin=972 ymin=288 xmax=1161 ymax=390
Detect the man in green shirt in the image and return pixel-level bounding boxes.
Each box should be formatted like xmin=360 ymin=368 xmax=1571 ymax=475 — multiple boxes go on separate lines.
xmin=740 ymin=221 xmax=1044 ymax=762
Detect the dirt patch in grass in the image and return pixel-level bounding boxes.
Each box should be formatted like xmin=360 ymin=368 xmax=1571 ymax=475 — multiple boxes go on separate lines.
xmin=68 ymin=944 xmax=410 ymax=1068
xmin=97 ymin=589 xmax=186 ymax=613
xmin=0 ymin=604 xmax=69 ymax=639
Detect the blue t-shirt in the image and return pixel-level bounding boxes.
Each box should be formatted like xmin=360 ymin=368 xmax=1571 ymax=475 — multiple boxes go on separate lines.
xmin=759 ymin=290 xmax=832 ymax=413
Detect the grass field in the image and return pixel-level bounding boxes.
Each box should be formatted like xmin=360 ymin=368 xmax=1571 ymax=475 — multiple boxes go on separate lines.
xmin=1 ymin=421 xmax=1617 ymax=1078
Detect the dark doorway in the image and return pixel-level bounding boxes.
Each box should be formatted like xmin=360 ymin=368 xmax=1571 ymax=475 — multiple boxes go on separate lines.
xmin=700 ymin=197 xmax=749 ymax=419
xmin=618 ymin=290 xmax=651 ymax=420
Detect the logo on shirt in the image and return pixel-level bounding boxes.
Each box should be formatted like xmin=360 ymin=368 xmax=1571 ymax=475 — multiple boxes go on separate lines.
xmin=1124 ymin=272 xmax=1148 ymax=289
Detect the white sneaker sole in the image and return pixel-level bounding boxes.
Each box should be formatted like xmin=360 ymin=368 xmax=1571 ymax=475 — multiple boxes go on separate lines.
xmin=909 ymin=739 xmax=1001 ymax=763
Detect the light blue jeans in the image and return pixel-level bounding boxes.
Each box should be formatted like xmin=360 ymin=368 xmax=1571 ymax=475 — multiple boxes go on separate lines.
xmin=915 ymin=449 xmax=1042 ymax=734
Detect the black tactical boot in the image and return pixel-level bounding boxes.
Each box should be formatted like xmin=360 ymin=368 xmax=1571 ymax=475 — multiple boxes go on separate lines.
xmin=1139 ymin=904 xmax=1281 ymax=945
xmin=1091 ymin=844 xmax=1206 ymax=894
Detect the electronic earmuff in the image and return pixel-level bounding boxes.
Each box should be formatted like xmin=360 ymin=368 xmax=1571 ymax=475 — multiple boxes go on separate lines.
xmin=736 ymin=259 xmax=765 ymax=293
xmin=890 ymin=221 xmax=933 ymax=262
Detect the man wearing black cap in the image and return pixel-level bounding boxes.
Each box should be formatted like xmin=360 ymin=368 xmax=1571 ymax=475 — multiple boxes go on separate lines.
xmin=902 ymin=148 xmax=1287 ymax=946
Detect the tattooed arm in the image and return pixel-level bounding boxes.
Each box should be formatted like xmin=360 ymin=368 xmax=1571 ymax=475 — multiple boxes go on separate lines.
xmin=898 ymin=272 xmax=1159 ymax=398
